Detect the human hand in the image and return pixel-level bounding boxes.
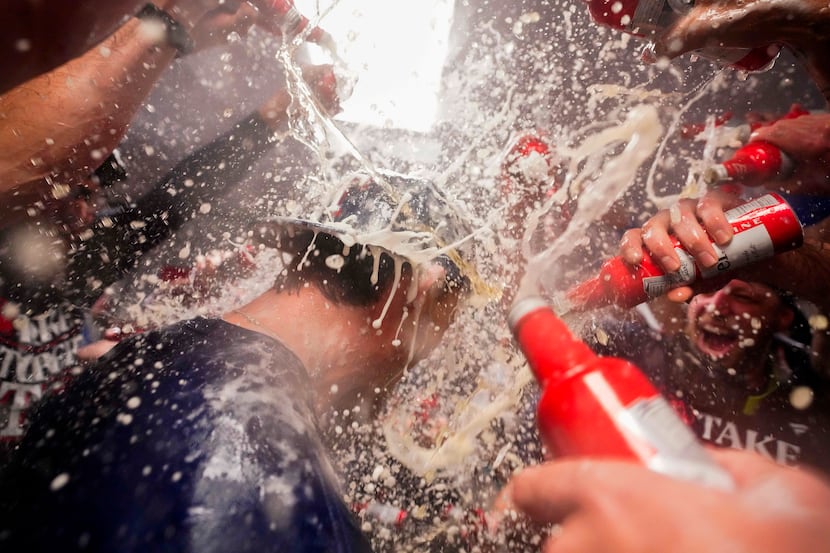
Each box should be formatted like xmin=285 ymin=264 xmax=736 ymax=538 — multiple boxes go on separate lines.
xmin=619 ymin=187 xmax=743 ymax=302
xmin=502 ymin=449 xmax=830 ymax=553
xmin=650 ymin=0 xmax=830 ymax=98
xmin=749 ymin=113 xmax=830 ymax=194
xmin=651 ymin=0 xmax=820 ymax=61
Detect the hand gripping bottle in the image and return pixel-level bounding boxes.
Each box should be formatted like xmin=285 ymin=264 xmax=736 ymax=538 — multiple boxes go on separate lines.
xmin=697 ymin=105 xmax=809 ymax=184
xmin=583 ymin=0 xmax=780 ymax=71
xmin=509 ymin=296 xmax=735 ymax=489
xmin=566 ymin=192 xmax=830 ymax=311
xmin=682 ymin=104 xmax=810 ymax=142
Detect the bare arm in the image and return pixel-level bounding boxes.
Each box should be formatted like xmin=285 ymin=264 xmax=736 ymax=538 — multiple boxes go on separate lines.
xmin=0 ymin=16 xmax=179 ymax=195
xmin=652 ymin=0 xmax=830 ymax=102
xmin=0 ymin=0 xmax=146 ymax=94
xmin=749 ymin=113 xmax=830 ymax=195
xmin=0 ymin=0 xmax=266 ymax=195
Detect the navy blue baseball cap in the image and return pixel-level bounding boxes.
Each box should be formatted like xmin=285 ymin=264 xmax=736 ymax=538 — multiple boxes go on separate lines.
xmin=252 ymin=169 xmax=492 ymax=299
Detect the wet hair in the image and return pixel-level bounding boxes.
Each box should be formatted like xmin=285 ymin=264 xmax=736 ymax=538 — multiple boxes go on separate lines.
xmin=773 ymin=289 xmax=822 ymax=391
xmin=274 ymin=229 xmax=412 ymax=306
xmin=272 ymin=229 xmax=470 ymax=307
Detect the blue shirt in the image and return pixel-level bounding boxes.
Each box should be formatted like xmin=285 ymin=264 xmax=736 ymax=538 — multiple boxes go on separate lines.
xmin=0 ymin=317 xmax=372 ymax=553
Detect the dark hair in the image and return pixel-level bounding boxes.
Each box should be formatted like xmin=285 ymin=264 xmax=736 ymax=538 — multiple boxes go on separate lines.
xmin=773 ymin=289 xmax=822 ymax=391
xmin=272 ymin=229 xmax=471 ymax=307
xmin=274 ymin=229 xmax=412 ymax=306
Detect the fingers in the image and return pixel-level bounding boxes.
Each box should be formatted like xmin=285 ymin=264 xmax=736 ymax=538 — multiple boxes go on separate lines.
xmin=666 ymin=286 xmax=693 ymax=303
xmin=705 ymin=448 xmax=782 ymax=486
xmin=622 ymin=190 xmax=742 ymax=276
xmin=750 ymin=113 xmax=830 ymax=160
xmin=651 ymin=5 xmax=711 ymax=60
xmin=619 ymin=228 xmax=645 ymax=265
xmin=637 ymin=203 xmax=685 ymax=272
xmin=695 ymin=191 xmax=734 ymax=246
xmin=704 ymin=447 xmax=830 ymax=497
xmin=650 ymin=1 xmax=776 ymax=61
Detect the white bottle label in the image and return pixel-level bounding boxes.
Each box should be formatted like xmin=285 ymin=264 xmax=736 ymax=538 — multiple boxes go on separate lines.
xmin=583 ymin=372 xmax=734 ymax=490
xmin=618 ymin=396 xmax=735 ymax=490
xmin=699 ymin=225 xmax=775 ymax=278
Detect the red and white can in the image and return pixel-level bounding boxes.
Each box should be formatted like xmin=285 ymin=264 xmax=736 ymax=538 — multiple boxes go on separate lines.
xmin=566 ymin=193 xmax=805 ymax=310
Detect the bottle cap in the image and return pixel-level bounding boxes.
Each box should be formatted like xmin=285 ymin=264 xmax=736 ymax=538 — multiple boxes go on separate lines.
xmin=507 ymin=295 xmax=550 ymax=332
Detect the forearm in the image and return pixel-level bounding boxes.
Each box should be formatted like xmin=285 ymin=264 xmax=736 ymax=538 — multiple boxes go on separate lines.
xmin=777 ymin=0 xmax=830 ymax=102
xmin=0 ymin=1 xmax=145 ymax=93
xmin=800 ymin=41 xmax=830 ymax=104
xmin=0 ymin=16 xmax=178 ymax=194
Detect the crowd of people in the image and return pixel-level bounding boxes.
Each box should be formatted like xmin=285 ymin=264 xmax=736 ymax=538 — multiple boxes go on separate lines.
xmin=0 ymin=1 xmax=829 ymax=552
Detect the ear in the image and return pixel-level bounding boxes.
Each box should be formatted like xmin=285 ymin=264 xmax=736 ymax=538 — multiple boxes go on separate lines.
xmin=414 ymin=262 xmax=448 ymax=301
xmin=414 ymin=263 xmax=462 ymax=329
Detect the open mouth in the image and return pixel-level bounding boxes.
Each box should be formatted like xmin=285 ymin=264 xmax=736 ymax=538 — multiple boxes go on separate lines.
xmin=695 ymin=322 xmax=740 ymax=359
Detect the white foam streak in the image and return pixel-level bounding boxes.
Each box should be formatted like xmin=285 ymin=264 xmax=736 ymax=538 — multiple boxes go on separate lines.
xmin=517 ymin=104 xmax=665 ymax=302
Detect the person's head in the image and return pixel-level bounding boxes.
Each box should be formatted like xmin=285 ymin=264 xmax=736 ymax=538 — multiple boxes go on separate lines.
xmin=252 ymin=169 xmax=478 ymax=379
xmin=685 ymin=279 xmax=799 ymax=385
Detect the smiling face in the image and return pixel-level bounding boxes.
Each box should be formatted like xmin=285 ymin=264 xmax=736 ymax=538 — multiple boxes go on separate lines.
xmin=685 ymin=279 xmax=794 ymax=384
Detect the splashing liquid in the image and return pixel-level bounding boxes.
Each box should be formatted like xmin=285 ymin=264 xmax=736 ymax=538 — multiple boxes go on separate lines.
xmin=99 ymin=2 xmax=817 ymax=550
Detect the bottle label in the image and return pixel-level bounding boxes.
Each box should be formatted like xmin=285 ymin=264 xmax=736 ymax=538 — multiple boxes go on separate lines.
xmin=641 ymin=250 xmax=696 ymax=297
xmin=699 ymin=225 xmax=775 ymax=278
xmin=724 ymin=193 xmax=779 ymax=217
xmin=641 ymin=194 xmax=793 ymax=298
xmin=617 ymin=396 xmax=734 ymax=489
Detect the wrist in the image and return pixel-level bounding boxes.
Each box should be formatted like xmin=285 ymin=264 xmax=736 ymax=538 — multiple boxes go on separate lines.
xmin=136 ymin=4 xmax=195 ymax=55
xmin=149 ymin=1 xmax=209 ymax=31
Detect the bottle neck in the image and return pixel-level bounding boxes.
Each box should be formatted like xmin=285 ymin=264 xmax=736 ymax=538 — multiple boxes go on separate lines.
xmin=510 ymin=297 xmax=597 ymax=386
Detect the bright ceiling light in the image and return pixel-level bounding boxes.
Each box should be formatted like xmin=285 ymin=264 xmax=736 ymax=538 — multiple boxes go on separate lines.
xmin=295 ymin=0 xmax=455 ymax=133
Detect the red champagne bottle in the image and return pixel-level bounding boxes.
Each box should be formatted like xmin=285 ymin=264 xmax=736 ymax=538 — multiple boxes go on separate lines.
xmin=703 ymin=141 xmax=794 ymax=186
xmin=509 ymin=296 xmax=734 ymax=489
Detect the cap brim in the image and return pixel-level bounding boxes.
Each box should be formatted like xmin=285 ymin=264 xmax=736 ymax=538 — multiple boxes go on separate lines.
xmin=252 ymin=215 xmax=419 ymax=257
xmin=251 ymin=216 xmax=498 ymax=303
